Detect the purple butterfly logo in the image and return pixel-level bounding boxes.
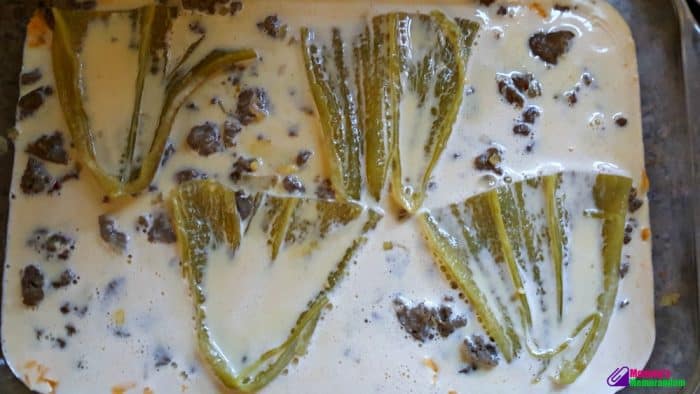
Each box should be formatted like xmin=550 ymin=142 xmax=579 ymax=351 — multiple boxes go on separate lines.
xmin=607 ymin=366 xmax=630 ymax=387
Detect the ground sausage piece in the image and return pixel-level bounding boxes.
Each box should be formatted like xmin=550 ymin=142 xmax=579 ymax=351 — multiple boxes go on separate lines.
xmin=509 ymin=72 xmax=542 ymax=98
xmin=614 ymin=114 xmax=628 ymax=127
xmin=460 ymin=335 xmax=499 ymax=372
xmin=26 ymin=131 xmax=69 ymax=164
xmin=473 ymin=148 xmax=503 ymax=175
xmin=223 ymin=118 xmax=243 ymax=148
xmin=435 ymin=304 xmax=467 ymax=338
xmin=282 ymin=175 xmax=305 ymax=194
xmin=98 ymin=215 xmax=128 ymax=252
xmin=28 ymin=229 xmax=75 ymax=260
xmin=21 ymin=157 xmax=54 ymax=195
xmin=522 ymin=106 xmax=541 ymax=124
xmin=257 ymin=15 xmax=287 ymax=39
xmin=393 ymin=297 xmax=467 ymax=342
xmin=45 ymin=233 xmax=74 ymax=260
xmin=65 ymin=324 xmax=77 ymax=336
xmin=51 ymin=269 xmax=77 ymax=289
xmin=236 ymin=88 xmax=270 ymax=125
xmin=20 ymin=68 xmax=42 ymax=86
xmin=624 ymin=223 xmax=634 ymax=245
xmin=174 ymin=169 xmax=208 ymax=184
xmin=528 ymin=30 xmax=576 ymax=65
xmin=496 ymin=72 xmax=541 ymax=108
xmin=17 ymin=86 xmax=53 ymax=120
xmin=21 ymin=264 xmax=45 ymax=307
xmin=230 ymin=157 xmax=257 ymax=182
xmin=497 ymin=80 xmax=525 ymax=108
xmin=148 ymin=212 xmax=176 ymax=244
xmin=235 ymin=191 xmax=255 ymax=220
xmin=229 ymin=1 xmax=243 ymax=15
xmin=395 ymin=300 xmax=434 ymax=341
xmin=187 ymin=122 xmax=222 ymax=156
xmin=513 ymin=123 xmax=532 ymax=136
xmin=296 ymin=150 xmax=313 ymax=167
xmin=511 ymin=75 xmax=531 ymax=96
xmin=628 ymin=187 xmax=644 ymax=213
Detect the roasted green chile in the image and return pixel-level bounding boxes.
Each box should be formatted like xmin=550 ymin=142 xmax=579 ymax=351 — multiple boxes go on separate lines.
xmin=554 ymin=173 xmax=630 ymax=384
xmin=169 ymin=180 xmax=381 ymax=391
xmin=420 ymin=172 xmax=631 ymax=384
xmin=361 ymin=14 xmax=400 ymax=201
xmin=301 ymin=12 xmax=478 ymax=209
xmin=301 ymin=27 xmax=363 ymax=201
xmin=52 ymin=5 xmax=256 ymax=198
xmin=388 ymin=11 xmax=468 ymax=213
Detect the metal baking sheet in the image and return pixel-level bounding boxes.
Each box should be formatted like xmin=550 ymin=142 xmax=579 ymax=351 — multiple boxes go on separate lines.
xmin=0 ymin=1 xmax=698 ymax=392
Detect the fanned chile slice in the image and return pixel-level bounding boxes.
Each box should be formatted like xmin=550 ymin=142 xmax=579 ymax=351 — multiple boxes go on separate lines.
xmin=388 ymin=11 xmax=469 ymax=213
xmin=301 ymin=27 xmax=363 ymax=201
xmin=51 ymin=5 xmax=256 ymax=198
xmin=302 ymin=13 xmax=479 ymax=208
xmin=359 ymin=15 xmax=400 ymax=201
xmin=168 ymin=180 xmax=381 ymax=391
xmin=419 ymin=172 xmax=630 ymax=384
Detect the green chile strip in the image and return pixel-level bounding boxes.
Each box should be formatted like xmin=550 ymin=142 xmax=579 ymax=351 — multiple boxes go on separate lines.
xmin=364 ymin=15 xmax=399 ymax=201
xmin=169 ymin=180 xmax=381 ymax=391
xmin=389 ymin=11 xmax=469 ymax=213
xmin=300 ymin=27 xmax=362 ymax=201
xmin=52 ymin=6 xmax=256 ymax=198
xmin=420 ymin=213 xmax=519 ymax=362
xmin=301 ymin=13 xmax=478 ymax=207
xmin=543 ymin=174 xmax=565 ymax=320
xmin=420 ymin=173 xmax=631 ymax=385
xmin=554 ymin=173 xmax=630 ymax=384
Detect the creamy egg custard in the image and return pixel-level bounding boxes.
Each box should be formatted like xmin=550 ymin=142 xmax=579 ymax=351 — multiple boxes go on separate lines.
xmin=2 ymin=0 xmax=653 ymax=393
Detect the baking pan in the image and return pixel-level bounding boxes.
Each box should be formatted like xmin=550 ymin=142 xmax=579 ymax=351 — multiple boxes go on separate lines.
xmin=0 ymin=1 xmax=698 ymax=392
